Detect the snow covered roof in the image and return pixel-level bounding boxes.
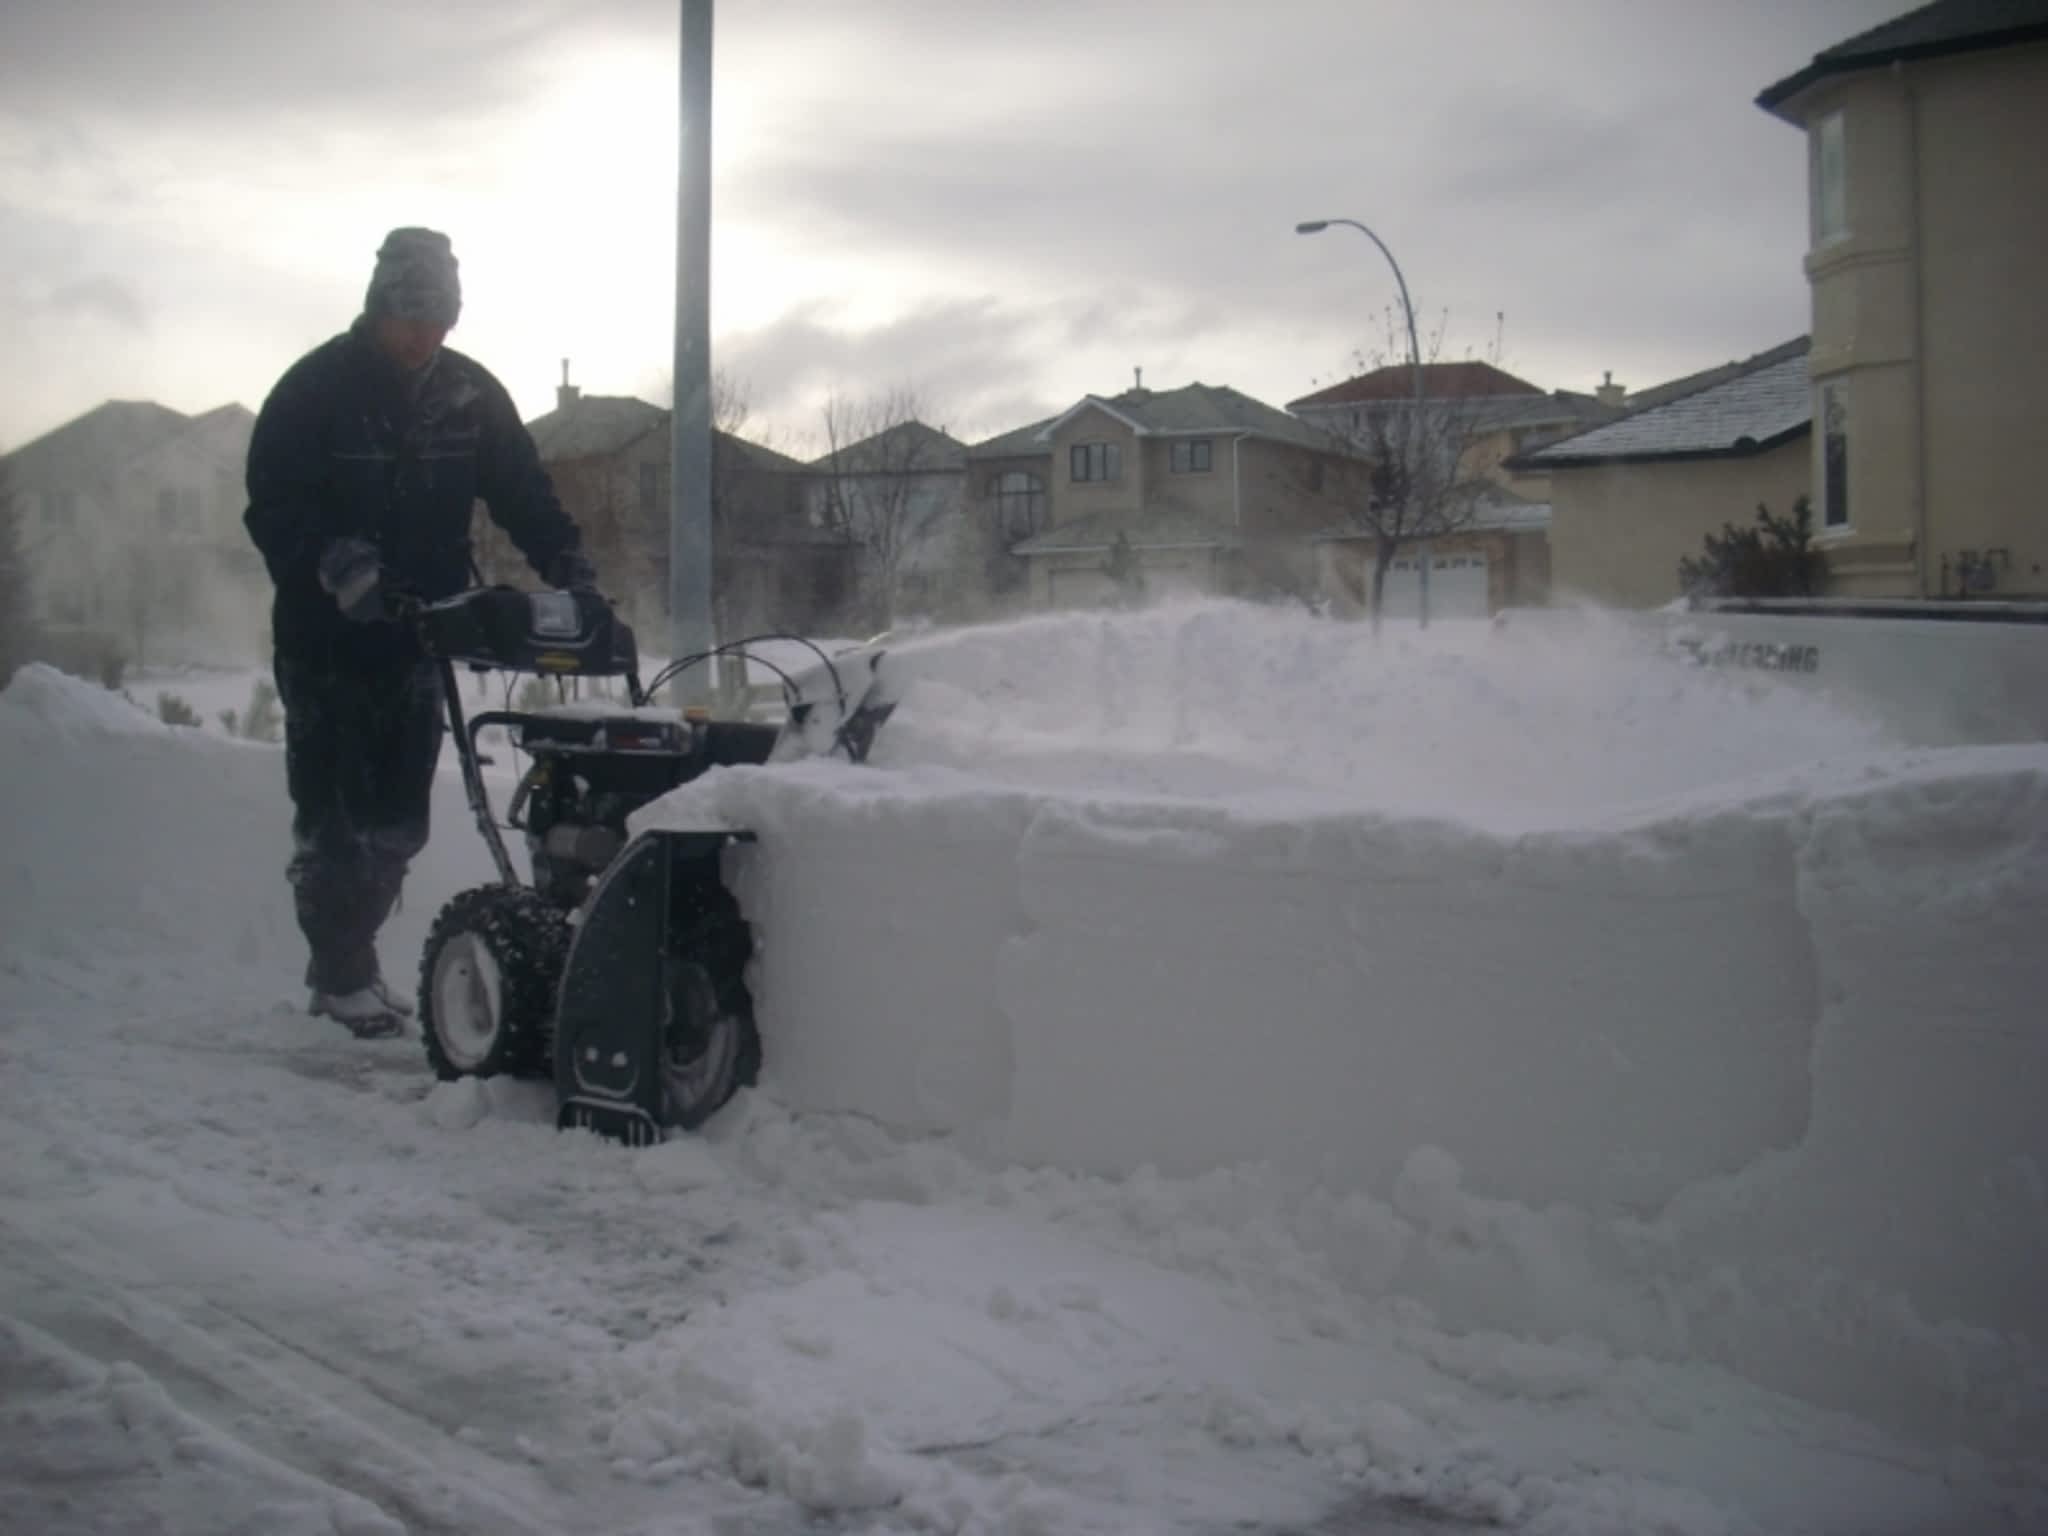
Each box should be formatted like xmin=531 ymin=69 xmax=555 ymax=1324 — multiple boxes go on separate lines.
xmin=1759 ymin=0 xmax=2048 ymax=118
xmin=1469 ymin=487 xmax=1553 ymax=532
xmin=1518 ymin=339 xmax=1811 ymax=467
xmin=1010 ymin=507 xmax=1239 ymax=556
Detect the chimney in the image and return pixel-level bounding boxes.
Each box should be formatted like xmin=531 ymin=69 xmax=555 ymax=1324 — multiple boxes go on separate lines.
xmin=1131 ymin=365 xmax=1146 ymax=396
xmin=558 ymin=358 xmax=581 ymax=412
xmin=1595 ymin=369 xmax=1626 ymax=409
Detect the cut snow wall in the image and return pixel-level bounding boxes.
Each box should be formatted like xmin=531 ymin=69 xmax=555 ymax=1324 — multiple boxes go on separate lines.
xmin=660 ymin=750 xmax=2048 ymax=1448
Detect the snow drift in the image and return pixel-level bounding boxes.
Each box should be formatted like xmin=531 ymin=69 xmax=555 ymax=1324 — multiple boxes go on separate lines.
xmin=644 ymin=604 xmax=2048 ymax=1457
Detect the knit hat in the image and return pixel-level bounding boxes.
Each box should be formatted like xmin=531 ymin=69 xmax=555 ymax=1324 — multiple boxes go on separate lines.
xmin=364 ymin=227 xmax=461 ymax=329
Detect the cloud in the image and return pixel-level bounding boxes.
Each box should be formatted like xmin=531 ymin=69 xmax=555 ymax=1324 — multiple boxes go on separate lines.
xmin=714 ymin=297 xmax=1071 ymax=449
xmin=0 ymin=0 xmax=1902 ymax=450
xmin=0 ymin=0 xmax=577 ymax=124
xmin=47 ymin=275 xmax=147 ymax=332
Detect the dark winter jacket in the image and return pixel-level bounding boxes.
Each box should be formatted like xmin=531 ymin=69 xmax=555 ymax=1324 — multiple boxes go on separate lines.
xmin=245 ymin=320 xmax=583 ymax=666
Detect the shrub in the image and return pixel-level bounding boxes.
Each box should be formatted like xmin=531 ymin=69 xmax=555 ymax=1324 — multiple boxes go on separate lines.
xmin=1679 ymin=495 xmax=1824 ymax=600
xmin=157 ymin=692 xmax=202 ymax=728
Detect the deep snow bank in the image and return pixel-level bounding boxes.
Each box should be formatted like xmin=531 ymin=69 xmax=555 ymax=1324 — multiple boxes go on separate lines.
xmin=646 ymin=604 xmax=2048 ymax=1452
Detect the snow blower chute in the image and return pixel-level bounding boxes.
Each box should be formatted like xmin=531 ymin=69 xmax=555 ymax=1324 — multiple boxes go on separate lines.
xmin=409 ymin=586 xmax=894 ymax=1144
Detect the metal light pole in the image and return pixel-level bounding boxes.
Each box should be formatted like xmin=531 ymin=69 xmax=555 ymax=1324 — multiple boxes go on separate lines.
xmin=1296 ymin=216 xmax=1432 ymax=624
xmin=669 ymin=0 xmax=716 ymax=706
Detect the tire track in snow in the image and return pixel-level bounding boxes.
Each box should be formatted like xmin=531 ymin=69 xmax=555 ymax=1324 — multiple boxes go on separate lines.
xmin=0 ymin=1216 xmax=573 ymax=1535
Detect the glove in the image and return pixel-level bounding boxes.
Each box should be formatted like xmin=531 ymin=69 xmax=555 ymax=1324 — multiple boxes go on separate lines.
xmin=544 ymin=548 xmax=600 ymax=594
xmin=317 ymin=537 xmax=387 ymax=623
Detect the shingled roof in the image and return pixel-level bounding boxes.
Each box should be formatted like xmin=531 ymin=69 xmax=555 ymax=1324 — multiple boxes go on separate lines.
xmin=1089 ymin=382 xmax=1351 ymax=453
xmin=967 ymin=416 xmax=1060 ymax=460
xmin=1517 ymin=339 xmax=1811 ymax=468
xmin=1 ymin=400 xmax=192 ymax=487
xmin=525 ymin=395 xmax=666 ymax=462
xmin=805 ymin=419 xmax=967 ymax=474
xmin=1758 ymin=0 xmax=2048 ymax=117
xmin=1287 ymin=361 xmax=1545 ymax=412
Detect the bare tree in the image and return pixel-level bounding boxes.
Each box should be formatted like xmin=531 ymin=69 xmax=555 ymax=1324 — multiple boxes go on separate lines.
xmin=648 ymin=364 xmax=760 ymax=438
xmin=815 ymin=385 xmax=954 ymax=629
xmin=1332 ymin=309 xmax=1497 ymax=632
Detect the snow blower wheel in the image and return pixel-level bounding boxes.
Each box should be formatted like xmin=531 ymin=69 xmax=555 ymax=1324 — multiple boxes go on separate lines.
xmin=661 ymin=897 xmax=761 ymax=1132
xmin=419 ymin=885 xmax=569 ymax=1081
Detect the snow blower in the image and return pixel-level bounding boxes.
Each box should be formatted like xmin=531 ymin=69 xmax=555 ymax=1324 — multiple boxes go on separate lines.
xmin=409 ymin=585 xmax=894 ymax=1144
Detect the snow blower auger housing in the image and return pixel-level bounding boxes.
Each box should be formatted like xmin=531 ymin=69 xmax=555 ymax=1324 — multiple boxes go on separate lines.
xmin=410 ymin=585 xmax=896 ymax=1145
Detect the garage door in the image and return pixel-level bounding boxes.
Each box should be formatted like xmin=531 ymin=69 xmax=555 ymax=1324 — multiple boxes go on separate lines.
xmin=1376 ymin=550 xmax=1489 ymax=622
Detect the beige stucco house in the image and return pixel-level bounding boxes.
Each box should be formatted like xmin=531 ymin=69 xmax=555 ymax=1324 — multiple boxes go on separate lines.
xmin=1519 ymin=340 xmax=1812 ymax=609
xmin=1757 ymin=0 xmax=2048 ymax=599
xmin=971 ymin=382 xmax=1370 ymax=610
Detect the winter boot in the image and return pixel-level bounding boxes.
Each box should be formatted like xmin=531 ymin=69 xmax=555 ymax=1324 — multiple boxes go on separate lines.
xmin=369 ymin=975 xmax=416 ymax=1018
xmin=310 ymin=986 xmax=407 ymax=1040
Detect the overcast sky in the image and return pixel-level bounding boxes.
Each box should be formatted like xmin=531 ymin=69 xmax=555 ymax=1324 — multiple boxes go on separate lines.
xmin=0 ymin=0 xmax=1896 ymax=454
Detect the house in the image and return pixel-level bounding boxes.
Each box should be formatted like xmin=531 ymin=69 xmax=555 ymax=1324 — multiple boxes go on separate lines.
xmin=0 ymin=399 xmax=257 ymax=661
xmin=801 ymin=420 xmax=970 ymax=626
xmin=1287 ymin=361 xmax=1619 ymax=616
xmin=475 ymin=374 xmax=854 ymax=643
xmin=970 ymin=381 xmax=1370 ymax=610
xmin=1288 ymin=360 xmax=1618 ymax=497
xmin=1756 ymin=0 xmax=2048 ymax=598
xmin=1516 ymin=339 xmax=1812 ymax=608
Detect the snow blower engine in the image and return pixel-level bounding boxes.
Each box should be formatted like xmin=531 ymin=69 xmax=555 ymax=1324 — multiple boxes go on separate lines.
xmin=409 ymin=585 xmax=893 ymax=1144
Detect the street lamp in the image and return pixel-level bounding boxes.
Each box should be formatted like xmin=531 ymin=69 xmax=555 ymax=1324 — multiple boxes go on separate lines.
xmin=1294 ymin=217 xmax=1423 ymax=407
xmin=1297 ymin=215 xmax=1432 ymax=625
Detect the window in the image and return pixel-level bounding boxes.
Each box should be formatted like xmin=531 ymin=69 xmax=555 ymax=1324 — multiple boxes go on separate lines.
xmin=1169 ymin=438 xmax=1212 ymax=474
xmin=639 ymin=462 xmax=659 ymax=517
xmin=1814 ymin=111 xmax=1847 ymax=244
xmin=989 ymin=470 xmax=1046 ymax=540
xmin=1070 ymin=441 xmax=1121 ymax=483
xmin=1820 ymin=381 xmax=1849 ymax=529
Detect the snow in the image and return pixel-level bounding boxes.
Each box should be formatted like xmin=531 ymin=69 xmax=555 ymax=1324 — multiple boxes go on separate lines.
xmin=4 ymin=602 xmax=2047 ymax=1535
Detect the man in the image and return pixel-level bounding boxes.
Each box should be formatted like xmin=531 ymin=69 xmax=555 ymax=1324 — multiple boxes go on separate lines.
xmin=245 ymin=227 xmax=596 ymax=1038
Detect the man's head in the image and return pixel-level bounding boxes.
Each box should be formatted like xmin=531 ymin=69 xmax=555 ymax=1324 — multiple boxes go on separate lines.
xmin=364 ymin=226 xmax=460 ymax=372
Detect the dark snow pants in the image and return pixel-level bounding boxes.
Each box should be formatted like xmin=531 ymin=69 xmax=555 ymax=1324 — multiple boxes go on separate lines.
xmin=275 ymin=652 xmax=445 ymax=995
